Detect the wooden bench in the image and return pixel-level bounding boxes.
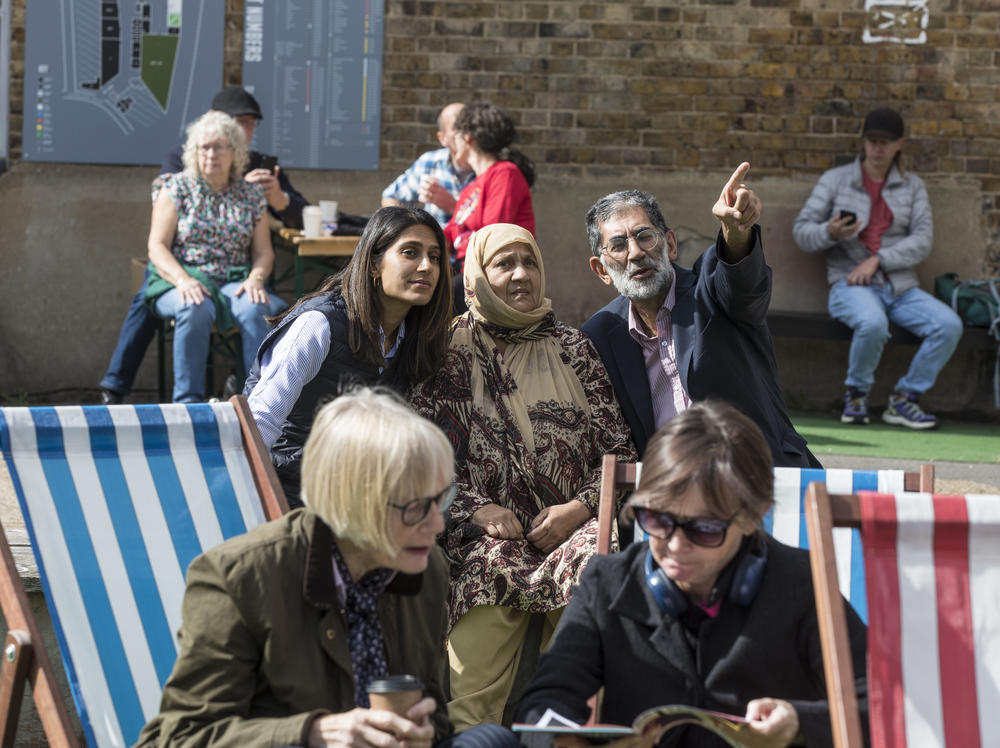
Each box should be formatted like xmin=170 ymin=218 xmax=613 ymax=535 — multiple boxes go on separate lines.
xmin=766 ymin=310 xmax=996 ymax=350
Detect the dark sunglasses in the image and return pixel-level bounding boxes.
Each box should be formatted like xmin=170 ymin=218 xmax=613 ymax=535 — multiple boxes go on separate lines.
xmin=633 ymin=507 xmax=734 ymax=548
xmin=389 ymin=483 xmax=457 ymax=526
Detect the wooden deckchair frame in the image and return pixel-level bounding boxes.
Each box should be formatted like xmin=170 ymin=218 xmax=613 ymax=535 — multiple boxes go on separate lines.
xmin=0 ymin=395 xmax=286 ymax=747
xmin=803 ymin=482 xmax=864 ymax=748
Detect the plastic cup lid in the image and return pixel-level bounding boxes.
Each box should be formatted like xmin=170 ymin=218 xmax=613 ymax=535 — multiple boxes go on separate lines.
xmin=368 ymin=674 xmax=423 ymax=693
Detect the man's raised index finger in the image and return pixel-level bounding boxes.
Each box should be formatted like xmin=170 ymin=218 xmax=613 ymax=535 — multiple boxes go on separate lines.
xmin=726 ymin=161 xmax=751 ymax=192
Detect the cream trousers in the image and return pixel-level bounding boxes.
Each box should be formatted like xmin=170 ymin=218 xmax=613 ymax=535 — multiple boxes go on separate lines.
xmin=447 ymin=604 xmax=564 ymax=731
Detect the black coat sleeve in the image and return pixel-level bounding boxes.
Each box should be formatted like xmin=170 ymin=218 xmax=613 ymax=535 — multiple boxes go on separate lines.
xmin=272 ymin=166 xmax=308 ymax=229
xmin=515 ymin=561 xmax=607 ymax=726
xmin=160 ymin=144 xmax=184 ymax=175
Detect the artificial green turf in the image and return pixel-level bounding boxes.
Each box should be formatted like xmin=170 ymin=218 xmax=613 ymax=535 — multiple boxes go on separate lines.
xmin=791 ymin=412 xmax=1000 ymax=463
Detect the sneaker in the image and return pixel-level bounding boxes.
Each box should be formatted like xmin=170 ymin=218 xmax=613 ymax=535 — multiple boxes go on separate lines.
xmin=882 ymin=392 xmax=939 ymax=430
xmin=841 ymin=387 xmax=869 ymax=424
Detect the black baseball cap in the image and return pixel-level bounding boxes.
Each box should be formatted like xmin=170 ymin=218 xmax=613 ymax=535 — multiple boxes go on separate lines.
xmin=862 ymin=107 xmax=904 ymax=140
xmin=211 ymin=87 xmax=263 ymax=120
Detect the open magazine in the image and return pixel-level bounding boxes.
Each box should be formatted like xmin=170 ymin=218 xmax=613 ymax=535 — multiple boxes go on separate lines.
xmin=513 ymin=705 xmax=784 ymax=748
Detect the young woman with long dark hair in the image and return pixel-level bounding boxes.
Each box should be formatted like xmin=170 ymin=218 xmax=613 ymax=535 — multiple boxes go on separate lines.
xmin=245 ymin=206 xmax=453 ymax=506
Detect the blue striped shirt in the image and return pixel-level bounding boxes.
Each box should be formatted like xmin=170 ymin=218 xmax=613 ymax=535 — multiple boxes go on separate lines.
xmin=382 ymin=147 xmax=474 ymax=227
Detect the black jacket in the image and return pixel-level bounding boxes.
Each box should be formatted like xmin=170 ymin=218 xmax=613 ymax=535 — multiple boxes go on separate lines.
xmin=516 ymin=538 xmax=868 ymax=747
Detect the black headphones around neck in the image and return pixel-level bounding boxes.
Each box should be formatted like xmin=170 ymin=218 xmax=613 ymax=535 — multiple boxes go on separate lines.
xmin=643 ymin=536 xmax=768 ymax=618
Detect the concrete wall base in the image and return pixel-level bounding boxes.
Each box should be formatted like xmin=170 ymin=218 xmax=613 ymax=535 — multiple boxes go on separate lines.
xmin=0 ymin=163 xmax=992 ymax=408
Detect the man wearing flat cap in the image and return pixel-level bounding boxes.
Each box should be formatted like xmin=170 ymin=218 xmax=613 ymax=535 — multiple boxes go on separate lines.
xmin=99 ymin=86 xmax=310 ymax=405
xmin=793 ymin=107 xmax=962 ymax=430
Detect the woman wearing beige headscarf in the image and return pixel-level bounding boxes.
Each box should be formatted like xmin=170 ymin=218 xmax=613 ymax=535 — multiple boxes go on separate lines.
xmin=410 ymin=224 xmax=635 ymax=730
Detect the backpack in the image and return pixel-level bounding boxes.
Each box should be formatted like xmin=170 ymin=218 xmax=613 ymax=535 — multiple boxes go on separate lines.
xmin=934 ymin=273 xmax=1000 ymax=335
xmin=934 ymin=273 xmax=1000 ymax=407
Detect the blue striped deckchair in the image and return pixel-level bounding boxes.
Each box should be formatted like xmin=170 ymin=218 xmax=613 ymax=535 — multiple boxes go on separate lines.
xmin=0 ymin=395 xmax=287 ymax=748
xmin=596 ymin=455 xmax=933 ymax=622
xmin=767 ymin=467 xmax=930 ymax=622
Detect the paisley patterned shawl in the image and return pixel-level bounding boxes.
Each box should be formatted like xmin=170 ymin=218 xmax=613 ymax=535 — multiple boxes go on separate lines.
xmin=410 ymin=225 xmax=636 ymax=627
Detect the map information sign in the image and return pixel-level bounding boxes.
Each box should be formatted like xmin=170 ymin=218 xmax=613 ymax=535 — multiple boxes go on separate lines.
xmin=22 ymin=0 xmax=224 ymax=165
xmin=242 ymin=0 xmax=384 ymax=170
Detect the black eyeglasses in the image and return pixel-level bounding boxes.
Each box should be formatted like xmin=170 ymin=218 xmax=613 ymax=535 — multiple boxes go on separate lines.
xmin=600 ymin=228 xmax=662 ymax=261
xmin=197 ymin=143 xmax=233 ymax=154
xmin=633 ymin=507 xmax=734 ymax=548
xmin=389 ymin=483 xmax=457 ymax=526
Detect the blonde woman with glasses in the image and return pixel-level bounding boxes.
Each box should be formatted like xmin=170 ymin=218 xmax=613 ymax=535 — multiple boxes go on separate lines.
xmin=137 ymin=387 xmax=520 ymax=748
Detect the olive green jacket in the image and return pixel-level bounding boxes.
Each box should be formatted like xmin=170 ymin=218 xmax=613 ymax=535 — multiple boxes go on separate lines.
xmin=135 ymin=509 xmax=452 ymax=748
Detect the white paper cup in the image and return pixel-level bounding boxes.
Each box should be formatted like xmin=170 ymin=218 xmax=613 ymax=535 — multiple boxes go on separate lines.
xmin=319 ymin=200 xmax=339 ymax=223
xmin=302 ymin=206 xmax=323 ymax=238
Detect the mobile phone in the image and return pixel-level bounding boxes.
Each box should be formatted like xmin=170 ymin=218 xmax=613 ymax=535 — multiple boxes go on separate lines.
xmin=839 ymin=210 xmax=857 ymax=224
xmin=260 ymin=155 xmax=278 ymax=173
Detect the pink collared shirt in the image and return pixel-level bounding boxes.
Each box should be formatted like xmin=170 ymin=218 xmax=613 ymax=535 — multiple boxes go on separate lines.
xmin=627 ymin=275 xmax=690 ymax=431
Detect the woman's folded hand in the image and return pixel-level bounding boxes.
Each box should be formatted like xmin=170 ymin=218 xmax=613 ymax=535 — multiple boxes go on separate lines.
xmin=526 ymin=501 xmax=590 ymax=554
xmin=471 ymin=504 xmax=524 ymax=539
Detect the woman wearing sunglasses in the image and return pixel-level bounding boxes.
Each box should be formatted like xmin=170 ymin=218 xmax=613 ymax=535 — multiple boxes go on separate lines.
xmin=137 ymin=388 xmax=517 ymax=748
xmin=516 ymin=401 xmax=868 ymax=747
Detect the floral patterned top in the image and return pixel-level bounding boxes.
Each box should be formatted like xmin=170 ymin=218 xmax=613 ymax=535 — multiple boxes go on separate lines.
xmin=153 ymin=173 xmax=266 ymax=283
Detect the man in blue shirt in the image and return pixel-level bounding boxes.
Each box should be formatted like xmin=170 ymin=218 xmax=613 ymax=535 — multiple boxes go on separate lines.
xmin=381 ymin=102 xmax=474 ymax=227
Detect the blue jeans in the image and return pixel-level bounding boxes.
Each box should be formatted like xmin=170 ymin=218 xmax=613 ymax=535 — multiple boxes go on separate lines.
xmin=100 ymin=270 xmax=159 ymax=395
xmin=828 ymin=279 xmax=963 ymax=394
xmin=154 ymin=282 xmax=287 ymax=403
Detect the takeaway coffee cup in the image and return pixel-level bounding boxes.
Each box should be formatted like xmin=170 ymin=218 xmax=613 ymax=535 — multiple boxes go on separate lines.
xmin=367 ymin=675 xmax=423 ymax=717
xmin=319 ymin=200 xmax=339 ymax=236
xmin=319 ymin=200 xmax=339 ymax=223
xmin=302 ymin=206 xmax=323 ymax=238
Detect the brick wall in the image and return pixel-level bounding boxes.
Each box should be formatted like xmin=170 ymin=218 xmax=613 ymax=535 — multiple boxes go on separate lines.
xmin=6 ymin=0 xmax=1000 ymax=270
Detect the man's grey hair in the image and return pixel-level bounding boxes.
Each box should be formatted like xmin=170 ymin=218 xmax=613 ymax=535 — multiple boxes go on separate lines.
xmin=585 ymin=189 xmax=670 ymax=257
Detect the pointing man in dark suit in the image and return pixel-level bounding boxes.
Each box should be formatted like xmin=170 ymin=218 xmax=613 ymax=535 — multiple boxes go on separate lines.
xmin=581 ymin=162 xmax=820 ymax=468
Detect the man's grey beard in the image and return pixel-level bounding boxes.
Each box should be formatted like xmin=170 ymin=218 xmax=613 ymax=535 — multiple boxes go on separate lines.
xmin=603 ymin=254 xmax=673 ymax=301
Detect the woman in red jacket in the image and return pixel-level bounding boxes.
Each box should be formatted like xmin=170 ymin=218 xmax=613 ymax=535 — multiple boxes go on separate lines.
xmin=444 ymin=102 xmax=535 ymax=268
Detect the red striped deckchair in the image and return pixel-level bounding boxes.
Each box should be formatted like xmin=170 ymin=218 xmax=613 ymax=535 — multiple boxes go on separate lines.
xmin=805 ymin=484 xmax=1000 ymax=748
